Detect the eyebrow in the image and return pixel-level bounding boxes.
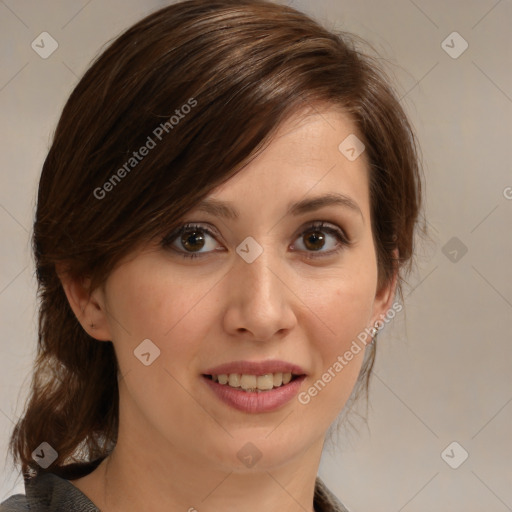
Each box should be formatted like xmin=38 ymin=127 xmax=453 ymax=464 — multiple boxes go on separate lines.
xmin=195 ymin=192 xmax=364 ymax=222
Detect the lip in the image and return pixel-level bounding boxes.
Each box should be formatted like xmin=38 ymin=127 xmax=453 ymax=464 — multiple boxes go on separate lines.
xmin=202 ymin=374 xmax=306 ymax=413
xmin=202 ymin=359 xmax=307 ymax=376
xmin=201 ymin=359 xmax=307 ymax=414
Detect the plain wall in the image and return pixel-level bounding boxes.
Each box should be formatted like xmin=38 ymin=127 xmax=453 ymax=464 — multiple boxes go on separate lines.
xmin=1 ymin=1 xmax=511 ymax=510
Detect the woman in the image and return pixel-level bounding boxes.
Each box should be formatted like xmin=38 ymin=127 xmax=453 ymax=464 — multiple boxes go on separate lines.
xmin=1 ymin=0 xmax=424 ymax=510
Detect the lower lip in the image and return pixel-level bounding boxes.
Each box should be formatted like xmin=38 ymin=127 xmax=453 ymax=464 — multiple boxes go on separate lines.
xmin=202 ymin=375 xmax=306 ymax=413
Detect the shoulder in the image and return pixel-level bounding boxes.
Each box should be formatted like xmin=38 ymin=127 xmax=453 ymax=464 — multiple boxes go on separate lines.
xmin=0 ymin=472 xmax=99 ymax=512
xmin=314 ymin=477 xmax=351 ymax=512
xmin=0 ymin=494 xmax=28 ymax=511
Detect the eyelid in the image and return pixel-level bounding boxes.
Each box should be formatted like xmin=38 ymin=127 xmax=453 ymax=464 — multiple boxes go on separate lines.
xmin=161 ymin=221 xmax=223 ymax=246
xmin=292 ymin=220 xmax=350 ymax=243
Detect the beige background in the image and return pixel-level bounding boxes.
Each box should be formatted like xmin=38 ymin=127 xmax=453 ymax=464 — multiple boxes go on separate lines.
xmin=1 ymin=1 xmax=511 ymax=510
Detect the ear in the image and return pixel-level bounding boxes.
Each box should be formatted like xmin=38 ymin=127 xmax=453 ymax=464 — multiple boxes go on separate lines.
xmin=56 ymin=264 xmax=112 ymax=342
xmin=369 ymin=248 xmax=399 ymax=330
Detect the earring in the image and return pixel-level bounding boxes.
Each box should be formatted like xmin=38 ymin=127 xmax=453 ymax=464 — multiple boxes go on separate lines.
xmin=369 ymin=326 xmax=379 ymax=343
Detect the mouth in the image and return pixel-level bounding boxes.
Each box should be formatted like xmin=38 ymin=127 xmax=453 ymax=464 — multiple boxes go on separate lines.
xmin=202 ymin=372 xmax=303 ymax=392
xmin=201 ymin=360 xmax=307 ymax=413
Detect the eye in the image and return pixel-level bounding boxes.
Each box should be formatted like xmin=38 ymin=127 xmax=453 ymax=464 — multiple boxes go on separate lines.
xmin=291 ymin=221 xmax=350 ymax=259
xmin=161 ymin=223 xmax=222 ymax=259
xmin=161 ymin=221 xmax=351 ymax=260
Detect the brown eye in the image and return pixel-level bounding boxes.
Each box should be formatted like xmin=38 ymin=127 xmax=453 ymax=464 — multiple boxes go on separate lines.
xmin=302 ymin=230 xmax=326 ymax=251
xmin=292 ymin=221 xmax=350 ymax=258
xmin=180 ymin=228 xmax=206 ymax=252
xmin=161 ymin=223 xmax=220 ymax=259
xmin=161 ymin=221 xmax=350 ymax=261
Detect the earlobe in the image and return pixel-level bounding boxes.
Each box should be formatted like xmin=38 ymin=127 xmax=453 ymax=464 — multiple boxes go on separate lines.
xmin=56 ymin=265 xmax=112 ymax=342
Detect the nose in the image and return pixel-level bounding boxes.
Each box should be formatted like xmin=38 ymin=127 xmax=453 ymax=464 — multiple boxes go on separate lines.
xmin=222 ymin=243 xmax=297 ymax=342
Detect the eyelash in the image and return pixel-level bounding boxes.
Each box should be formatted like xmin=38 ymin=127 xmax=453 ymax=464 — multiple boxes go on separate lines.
xmin=161 ymin=221 xmax=351 ymax=260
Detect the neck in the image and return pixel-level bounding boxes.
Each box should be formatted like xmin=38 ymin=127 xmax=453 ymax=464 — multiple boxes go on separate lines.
xmin=95 ymin=434 xmax=323 ymax=512
xmin=71 ymin=385 xmax=327 ymax=512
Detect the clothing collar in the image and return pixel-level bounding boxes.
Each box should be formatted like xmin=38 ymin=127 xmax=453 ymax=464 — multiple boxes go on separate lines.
xmin=24 ymin=468 xmax=348 ymax=512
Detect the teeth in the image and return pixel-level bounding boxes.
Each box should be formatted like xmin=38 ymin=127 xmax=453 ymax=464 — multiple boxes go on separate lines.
xmin=211 ymin=372 xmax=295 ymax=391
xmin=228 ymin=373 xmax=240 ymax=387
xmin=240 ymin=374 xmax=257 ymax=391
xmin=257 ymin=374 xmax=274 ymax=391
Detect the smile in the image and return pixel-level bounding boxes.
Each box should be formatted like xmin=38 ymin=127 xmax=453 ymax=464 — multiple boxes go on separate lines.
xmin=205 ymin=372 xmax=298 ymax=392
xmin=201 ymin=360 xmax=307 ymax=413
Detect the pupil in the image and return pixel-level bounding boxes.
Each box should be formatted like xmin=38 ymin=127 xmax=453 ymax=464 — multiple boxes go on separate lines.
xmin=182 ymin=230 xmax=205 ymax=251
xmin=305 ymin=231 xmax=324 ymax=251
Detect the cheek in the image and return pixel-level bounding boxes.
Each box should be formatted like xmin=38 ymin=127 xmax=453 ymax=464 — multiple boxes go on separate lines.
xmin=312 ymin=250 xmax=378 ymax=351
xmin=104 ymin=259 xmax=220 ymax=374
xmin=103 ymin=238 xmax=378 ymax=425
xmin=102 ymin=261 xmax=223 ymax=438
xmin=297 ymin=250 xmax=377 ymax=421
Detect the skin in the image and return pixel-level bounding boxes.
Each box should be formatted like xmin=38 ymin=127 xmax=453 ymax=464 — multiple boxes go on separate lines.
xmin=61 ymin=104 xmax=397 ymax=512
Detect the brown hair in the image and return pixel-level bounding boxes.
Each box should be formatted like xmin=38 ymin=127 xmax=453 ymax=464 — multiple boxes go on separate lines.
xmin=8 ymin=0 xmax=424 ymax=479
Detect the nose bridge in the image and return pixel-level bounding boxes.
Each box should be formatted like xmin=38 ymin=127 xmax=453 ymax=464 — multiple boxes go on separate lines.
xmin=226 ymin=235 xmax=295 ymax=338
xmin=236 ymin=236 xmax=280 ymax=302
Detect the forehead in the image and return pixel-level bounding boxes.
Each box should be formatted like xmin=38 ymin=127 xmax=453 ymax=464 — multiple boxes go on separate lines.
xmin=203 ymin=103 xmax=371 ymax=222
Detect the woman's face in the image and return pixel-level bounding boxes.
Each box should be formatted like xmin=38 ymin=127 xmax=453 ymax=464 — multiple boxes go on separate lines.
xmin=85 ymin=105 xmax=396 ymax=472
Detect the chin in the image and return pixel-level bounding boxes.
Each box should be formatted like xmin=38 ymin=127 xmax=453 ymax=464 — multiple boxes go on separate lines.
xmin=204 ymin=429 xmax=315 ymax=473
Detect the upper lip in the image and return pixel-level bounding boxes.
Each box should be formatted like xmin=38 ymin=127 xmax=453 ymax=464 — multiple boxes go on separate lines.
xmin=202 ymin=359 xmax=307 ymax=376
